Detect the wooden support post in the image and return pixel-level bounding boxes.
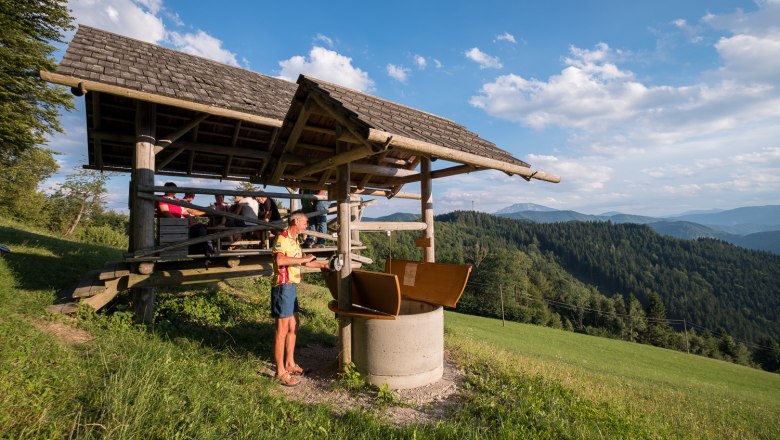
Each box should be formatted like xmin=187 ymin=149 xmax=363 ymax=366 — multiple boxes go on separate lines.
xmin=351 ymin=196 xmax=360 ymax=253
xmin=132 ymin=101 xmax=157 ymax=323
xmin=336 ymin=143 xmax=352 ymax=370
xmin=421 ymin=156 xmax=435 ymax=263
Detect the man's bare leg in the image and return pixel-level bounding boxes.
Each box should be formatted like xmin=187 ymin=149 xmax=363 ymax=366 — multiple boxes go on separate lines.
xmin=274 ymin=316 xmax=291 ymax=377
xmin=284 ymin=313 xmax=299 ymax=371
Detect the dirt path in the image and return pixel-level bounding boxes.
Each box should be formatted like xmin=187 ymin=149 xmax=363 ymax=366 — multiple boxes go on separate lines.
xmin=266 ymin=342 xmax=466 ymax=427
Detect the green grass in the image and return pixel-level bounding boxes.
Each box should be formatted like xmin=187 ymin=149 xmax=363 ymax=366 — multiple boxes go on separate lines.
xmin=445 ymin=312 xmax=780 ymax=439
xmin=1 ymin=217 xmax=778 ymax=439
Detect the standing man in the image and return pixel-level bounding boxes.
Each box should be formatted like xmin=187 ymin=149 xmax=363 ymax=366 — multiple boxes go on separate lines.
xmin=271 ymin=211 xmax=328 ymax=387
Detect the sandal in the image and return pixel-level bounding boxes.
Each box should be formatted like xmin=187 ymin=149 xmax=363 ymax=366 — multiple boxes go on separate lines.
xmin=287 ymin=364 xmax=304 ymax=376
xmin=275 ymin=371 xmax=301 ymax=387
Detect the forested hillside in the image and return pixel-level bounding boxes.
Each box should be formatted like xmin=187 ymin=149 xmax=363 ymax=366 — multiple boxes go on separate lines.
xmin=361 ymin=211 xmax=780 ymax=372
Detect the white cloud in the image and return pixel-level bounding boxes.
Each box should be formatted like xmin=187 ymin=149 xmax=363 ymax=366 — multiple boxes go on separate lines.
xmin=433 ymin=59 xmax=443 ymax=68
xmin=135 ymin=0 xmax=161 ymax=13
xmin=496 ymin=32 xmax=517 ymax=44
xmin=278 ymin=47 xmax=374 ymax=92
xmin=465 ymin=47 xmax=503 ymax=69
xmin=314 ymin=33 xmax=334 ymax=48
xmin=387 ymin=64 xmax=410 ymax=82
xmin=168 ymin=30 xmax=239 ymax=66
xmin=69 ymin=1 xmax=240 ymax=68
xmin=414 ymin=55 xmax=427 ymax=69
xmin=69 ymin=0 xmax=165 ymax=43
xmin=465 ymin=1 xmax=780 ymax=216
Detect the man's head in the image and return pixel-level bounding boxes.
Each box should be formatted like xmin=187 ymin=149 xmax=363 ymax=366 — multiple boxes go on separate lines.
xmin=183 ymin=193 xmax=195 ymax=202
xmin=288 ymin=210 xmax=308 ymax=234
xmin=214 ymin=194 xmax=224 ymax=203
xmin=163 ymin=181 xmax=177 ymax=197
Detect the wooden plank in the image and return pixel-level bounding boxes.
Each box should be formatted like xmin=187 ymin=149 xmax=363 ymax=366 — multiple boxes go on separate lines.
xmin=327 ymin=300 xmax=396 ymax=320
xmin=82 ymin=277 xmax=125 ymax=311
xmin=351 ymin=270 xmax=401 ymax=316
xmin=384 ymin=259 xmax=471 ymax=308
xmin=70 ymin=269 xmax=104 ymax=298
xmin=323 ymin=269 xmax=399 ymax=316
xmin=98 ymin=267 xmax=130 ymax=281
xmin=415 ymin=237 xmax=431 ymax=248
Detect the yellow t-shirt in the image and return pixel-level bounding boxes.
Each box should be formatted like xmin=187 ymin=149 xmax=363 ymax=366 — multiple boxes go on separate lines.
xmin=272 ymin=229 xmax=302 ymax=285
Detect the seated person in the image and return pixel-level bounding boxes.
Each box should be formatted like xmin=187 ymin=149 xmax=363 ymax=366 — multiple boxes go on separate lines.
xmin=230 ymin=195 xmax=259 ymax=246
xmin=157 ymin=182 xmax=212 ymax=255
xmin=209 ymin=193 xmax=231 ymax=227
xmin=257 ymin=195 xmax=282 ymax=245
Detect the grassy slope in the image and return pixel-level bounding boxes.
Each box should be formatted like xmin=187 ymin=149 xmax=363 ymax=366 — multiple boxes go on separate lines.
xmin=1 ymin=218 xmax=778 ymax=439
xmin=445 ymin=312 xmax=780 ymax=439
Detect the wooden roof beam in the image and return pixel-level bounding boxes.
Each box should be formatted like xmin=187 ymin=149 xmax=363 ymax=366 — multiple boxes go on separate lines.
xmin=367 ymin=129 xmax=561 ymax=183
xmin=266 ymin=98 xmax=313 ymax=184
xmin=350 ymin=163 xmax=417 ymax=178
xmin=303 ymin=124 xmax=360 ymax=143
xmin=154 ymin=113 xmax=210 ymax=153
xmin=292 ymin=143 xmax=376 ymax=178
xmin=41 ymin=70 xmax=284 ymax=128
xmin=308 ymin=93 xmax=380 ymax=153
xmin=392 ymin=164 xmax=480 ymax=185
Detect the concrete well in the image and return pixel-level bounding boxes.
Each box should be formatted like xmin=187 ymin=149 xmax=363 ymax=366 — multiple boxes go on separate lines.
xmin=352 ymin=299 xmax=443 ymax=389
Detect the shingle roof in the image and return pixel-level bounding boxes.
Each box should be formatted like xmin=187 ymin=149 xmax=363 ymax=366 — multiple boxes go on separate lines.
xmin=56 ymin=25 xmax=296 ymax=121
xmin=45 ymin=25 xmax=557 ymax=187
xmin=300 ymin=77 xmax=530 ymax=168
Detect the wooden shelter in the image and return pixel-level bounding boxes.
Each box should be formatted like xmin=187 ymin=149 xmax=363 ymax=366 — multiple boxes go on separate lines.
xmin=42 ymin=25 xmax=560 ymax=368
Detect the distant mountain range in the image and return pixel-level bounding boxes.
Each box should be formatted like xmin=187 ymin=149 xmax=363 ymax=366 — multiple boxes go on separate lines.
xmin=495 ymin=204 xmax=780 ymax=255
xmin=364 ymin=205 xmax=780 ymax=255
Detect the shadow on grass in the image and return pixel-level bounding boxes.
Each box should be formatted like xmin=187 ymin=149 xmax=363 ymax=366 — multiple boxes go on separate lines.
xmin=0 ymin=225 xmax=123 ymax=292
xmin=105 ymin=286 xmax=337 ymax=366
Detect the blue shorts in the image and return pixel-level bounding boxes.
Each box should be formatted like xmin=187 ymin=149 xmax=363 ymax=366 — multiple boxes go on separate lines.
xmin=271 ymin=283 xmax=299 ymax=318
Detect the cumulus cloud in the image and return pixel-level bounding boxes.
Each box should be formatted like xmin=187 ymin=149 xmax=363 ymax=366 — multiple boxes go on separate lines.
xmin=168 ymin=30 xmax=239 ymax=66
xmin=278 ymin=47 xmax=374 ymax=92
xmin=465 ymin=47 xmax=503 ymax=69
xmin=387 ymin=64 xmax=410 ymax=82
xmin=469 ymin=38 xmax=780 ymax=150
xmin=69 ymin=0 xmax=242 ymax=67
xmin=496 ymin=32 xmax=517 ymax=44
xmin=414 ymin=55 xmax=427 ymax=69
xmin=464 ymin=1 xmax=780 ymax=215
xmin=69 ymin=0 xmax=165 ymax=43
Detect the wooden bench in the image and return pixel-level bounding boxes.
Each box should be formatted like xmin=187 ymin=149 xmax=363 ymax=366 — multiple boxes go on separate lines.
xmin=157 ymin=218 xmax=189 ymax=258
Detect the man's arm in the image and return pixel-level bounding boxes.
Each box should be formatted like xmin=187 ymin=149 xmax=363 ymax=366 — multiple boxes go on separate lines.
xmin=275 ymin=252 xmax=328 ymax=269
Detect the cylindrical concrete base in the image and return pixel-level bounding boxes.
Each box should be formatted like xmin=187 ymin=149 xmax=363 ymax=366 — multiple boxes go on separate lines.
xmin=352 ymin=299 xmax=443 ymax=389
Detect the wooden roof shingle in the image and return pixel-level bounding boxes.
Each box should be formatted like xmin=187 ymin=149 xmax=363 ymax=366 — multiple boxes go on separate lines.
xmin=42 ymin=25 xmax=559 ymax=189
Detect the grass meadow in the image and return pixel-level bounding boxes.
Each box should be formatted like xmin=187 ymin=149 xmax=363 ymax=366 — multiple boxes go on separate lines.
xmin=1 ymin=217 xmax=778 ymax=439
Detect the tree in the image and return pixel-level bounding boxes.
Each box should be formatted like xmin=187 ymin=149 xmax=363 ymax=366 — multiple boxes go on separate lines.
xmin=44 ymin=169 xmax=108 ymax=235
xmin=0 ymin=147 xmax=58 ymax=221
xmin=0 ymin=0 xmax=74 ymax=162
xmin=645 ymin=292 xmax=674 ymax=347
xmin=626 ymin=294 xmax=647 ymax=343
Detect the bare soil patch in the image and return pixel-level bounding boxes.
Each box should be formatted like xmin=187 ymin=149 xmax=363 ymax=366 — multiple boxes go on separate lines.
xmin=263 ymin=342 xmax=465 ymax=427
xmin=31 ymin=318 xmax=94 ymax=345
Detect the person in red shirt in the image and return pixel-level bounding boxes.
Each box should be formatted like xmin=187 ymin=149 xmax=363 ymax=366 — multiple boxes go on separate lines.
xmin=271 ymin=211 xmax=328 ymax=387
xmin=157 ymin=182 xmax=211 ymax=255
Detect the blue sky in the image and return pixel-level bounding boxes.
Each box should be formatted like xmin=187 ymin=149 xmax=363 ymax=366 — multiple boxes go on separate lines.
xmin=48 ymin=0 xmax=780 ymax=217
